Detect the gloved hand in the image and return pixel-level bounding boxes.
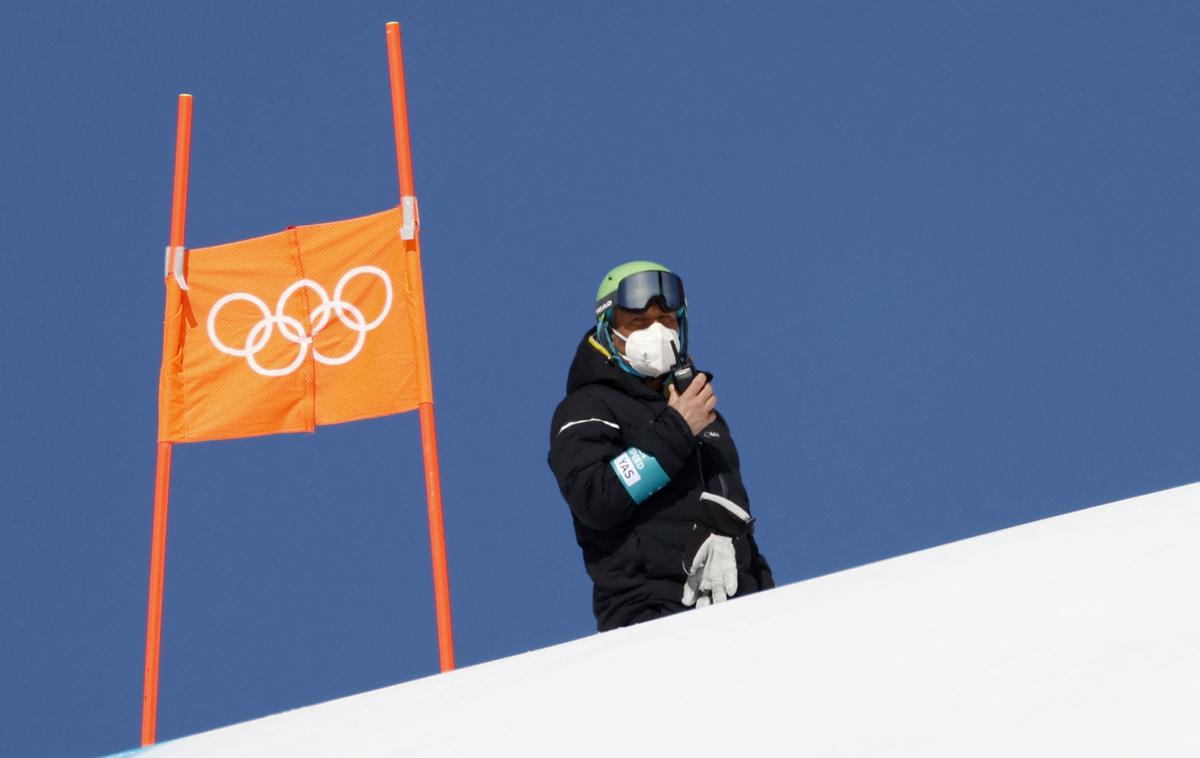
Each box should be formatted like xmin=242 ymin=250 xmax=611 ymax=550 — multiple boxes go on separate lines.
xmin=682 ymin=532 xmax=739 ymax=607
xmin=681 ymin=492 xmax=753 ymax=607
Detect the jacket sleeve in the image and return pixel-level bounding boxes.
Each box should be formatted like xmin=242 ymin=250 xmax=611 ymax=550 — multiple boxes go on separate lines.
xmin=699 ymin=414 xmax=751 ymax=510
xmin=549 ymin=392 xmax=697 ymax=532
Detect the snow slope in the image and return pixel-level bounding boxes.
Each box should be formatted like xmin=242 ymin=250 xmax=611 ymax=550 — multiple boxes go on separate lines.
xmin=129 ymin=482 xmax=1200 ymax=757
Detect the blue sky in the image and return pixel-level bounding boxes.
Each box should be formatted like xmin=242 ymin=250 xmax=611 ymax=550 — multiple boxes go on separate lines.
xmin=2 ymin=2 xmax=1199 ymax=756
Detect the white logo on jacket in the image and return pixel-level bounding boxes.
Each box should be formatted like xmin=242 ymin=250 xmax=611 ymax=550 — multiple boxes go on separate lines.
xmin=612 ymin=450 xmax=643 ymax=484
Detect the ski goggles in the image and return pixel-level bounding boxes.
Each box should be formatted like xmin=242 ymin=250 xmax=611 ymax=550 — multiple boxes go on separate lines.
xmin=595 ymin=270 xmax=686 ymax=317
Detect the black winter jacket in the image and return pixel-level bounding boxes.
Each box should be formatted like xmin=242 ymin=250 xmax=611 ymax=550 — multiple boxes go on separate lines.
xmin=548 ymin=330 xmax=774 ymax=631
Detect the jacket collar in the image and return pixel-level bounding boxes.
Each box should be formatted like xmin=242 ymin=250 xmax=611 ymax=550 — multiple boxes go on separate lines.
xmin=565 ymin=328 xmax=665 ymax=402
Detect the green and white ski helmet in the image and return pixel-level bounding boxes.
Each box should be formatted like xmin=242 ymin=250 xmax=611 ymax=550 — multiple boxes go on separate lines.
xmin=594 ymin=260 xmax=677 ymax=321
xmin=593 ymin=260 xmax=689 ymax=358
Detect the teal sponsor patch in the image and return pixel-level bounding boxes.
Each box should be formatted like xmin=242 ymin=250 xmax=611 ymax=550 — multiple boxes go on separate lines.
xmin=609 ymin=447 xmax=670 ymax=504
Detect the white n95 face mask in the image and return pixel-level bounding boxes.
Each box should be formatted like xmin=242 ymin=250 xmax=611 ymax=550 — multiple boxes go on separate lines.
xmin=613 ymin=322 xmax=680 ymax=377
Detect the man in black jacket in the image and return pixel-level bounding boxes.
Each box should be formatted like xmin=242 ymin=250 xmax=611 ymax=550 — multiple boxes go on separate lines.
xmin=548 ymin=261 xmax=773 ymax=631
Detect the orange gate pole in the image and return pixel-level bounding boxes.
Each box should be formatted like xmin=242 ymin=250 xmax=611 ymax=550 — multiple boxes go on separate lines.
xmin=142 ymin=92 xmax=193 ymax=744
xmin=385 ymin=21 xmax=456 ymax=672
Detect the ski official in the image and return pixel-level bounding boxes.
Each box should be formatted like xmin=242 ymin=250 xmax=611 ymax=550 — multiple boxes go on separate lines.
xmin=548 ymin=261 xmax=774 ymax=631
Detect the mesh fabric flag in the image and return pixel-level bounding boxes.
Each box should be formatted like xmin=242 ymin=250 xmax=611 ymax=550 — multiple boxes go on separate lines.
xmin=158 ymin=205 xmax=425 ymax=442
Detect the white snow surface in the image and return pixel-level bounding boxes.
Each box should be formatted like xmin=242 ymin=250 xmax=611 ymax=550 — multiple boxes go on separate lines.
xmin=137 ymin=482 xmax=1200 ymax=757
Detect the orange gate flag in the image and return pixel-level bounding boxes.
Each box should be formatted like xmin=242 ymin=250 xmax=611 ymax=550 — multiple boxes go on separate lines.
xmin=158 ymin=205 xmax=426 ymax=442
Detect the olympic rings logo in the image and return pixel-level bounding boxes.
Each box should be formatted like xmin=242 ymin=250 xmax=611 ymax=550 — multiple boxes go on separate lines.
xmin=206 ymin=266 xmax=393 ymax=377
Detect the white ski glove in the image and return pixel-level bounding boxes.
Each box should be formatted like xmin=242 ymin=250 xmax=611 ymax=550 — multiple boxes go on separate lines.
xmin=681 ymin=492 xmax=753 ymax=607
xmin=682 ymin=533 xmax=739 ymax=607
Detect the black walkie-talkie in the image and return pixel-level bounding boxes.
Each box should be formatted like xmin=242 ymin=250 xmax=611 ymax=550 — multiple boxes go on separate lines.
xmin=670 ymin=341 xmax=710 ymax=485
xmin=670 ymin=341 xmax=695 ymax=393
